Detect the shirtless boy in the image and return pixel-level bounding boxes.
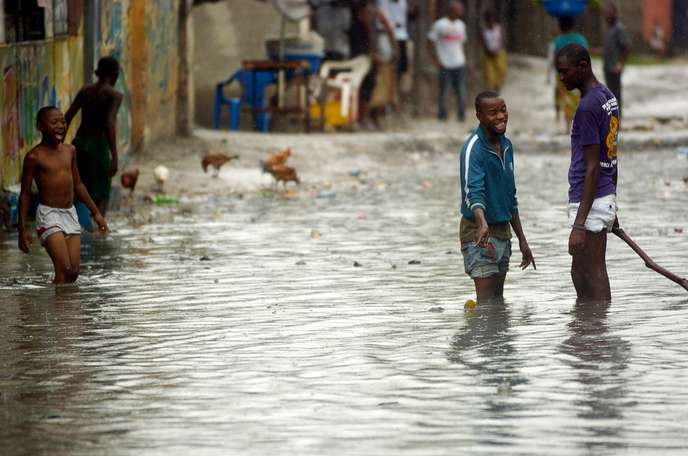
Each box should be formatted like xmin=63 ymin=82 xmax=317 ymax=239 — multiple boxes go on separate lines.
xmin=65 ymin=56 xmax=123 ymax=216
xmin=18 ymin=106 xmax=109 ymax=284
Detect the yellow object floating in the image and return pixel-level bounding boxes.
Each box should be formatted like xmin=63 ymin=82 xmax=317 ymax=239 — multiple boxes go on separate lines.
xmin=464 ymin=299 xmax=477 ymax=310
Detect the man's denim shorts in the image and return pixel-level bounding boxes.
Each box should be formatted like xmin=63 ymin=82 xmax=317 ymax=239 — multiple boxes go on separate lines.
xmin=461 ymin=238 xmax=512 ymax=279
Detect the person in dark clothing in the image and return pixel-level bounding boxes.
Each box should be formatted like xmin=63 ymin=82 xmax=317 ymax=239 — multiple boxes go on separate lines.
xmin=603 ymin=2 xmax=629 ymax=114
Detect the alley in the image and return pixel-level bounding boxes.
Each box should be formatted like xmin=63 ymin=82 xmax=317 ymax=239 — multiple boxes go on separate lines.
xmin=1 ymin=133 xmax=687 ymax=454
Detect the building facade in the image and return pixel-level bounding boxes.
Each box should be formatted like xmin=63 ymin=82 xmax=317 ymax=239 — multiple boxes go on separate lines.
xmin=0 ymin=0 xmax=190 ymax=189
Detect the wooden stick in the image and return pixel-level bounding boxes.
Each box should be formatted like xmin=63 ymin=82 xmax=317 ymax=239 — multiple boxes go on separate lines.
xmin=612 ymin=227 xmax=688 ymax=292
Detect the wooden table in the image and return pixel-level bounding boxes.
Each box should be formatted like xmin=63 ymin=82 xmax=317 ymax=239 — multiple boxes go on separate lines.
xmin=241 ymin=60 xmax=312 ymax=132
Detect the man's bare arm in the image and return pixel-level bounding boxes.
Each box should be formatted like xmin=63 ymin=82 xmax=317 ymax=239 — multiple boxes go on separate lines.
xmin=64 ymin=89 xmax=83 ymax=132
xmin=106 ymin=91 xmax=123 ymax=177
xmin=510 ymin=211 xmax=536 ymax=270
xmin=18 ymin=151 xmax=38 ymax=252
xmin=569 ymin=144 xmax=600 ymax=254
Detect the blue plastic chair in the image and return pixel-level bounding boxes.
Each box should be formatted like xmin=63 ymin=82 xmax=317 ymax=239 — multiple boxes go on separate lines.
xmin=214 ymin=69 xmax=277 ymax=132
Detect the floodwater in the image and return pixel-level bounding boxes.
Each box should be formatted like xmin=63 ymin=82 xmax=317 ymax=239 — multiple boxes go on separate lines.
xmin=1 ymin=147 xmax=688 ymax=455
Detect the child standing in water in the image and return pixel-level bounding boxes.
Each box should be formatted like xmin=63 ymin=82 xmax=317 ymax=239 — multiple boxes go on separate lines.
xmin=18 ymin=106 xmax=109 ymax=284
xmin=65 ymin=56 xmax=123 ymax=216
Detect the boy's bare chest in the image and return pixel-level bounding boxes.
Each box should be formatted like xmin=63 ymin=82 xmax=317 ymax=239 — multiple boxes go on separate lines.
xmin=38 ymin=150 xmax=72 ymax=176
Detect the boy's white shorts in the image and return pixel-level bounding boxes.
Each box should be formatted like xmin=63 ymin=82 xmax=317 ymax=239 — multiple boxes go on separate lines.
xmin=567 ymin=194 xmax=617 ymax=233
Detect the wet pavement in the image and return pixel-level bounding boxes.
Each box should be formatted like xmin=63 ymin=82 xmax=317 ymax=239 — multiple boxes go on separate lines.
xmin=1 ymin=145 xmax=688 ymax=455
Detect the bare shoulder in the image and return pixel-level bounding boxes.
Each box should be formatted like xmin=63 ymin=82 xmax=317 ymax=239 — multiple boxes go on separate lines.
xmin=23 ymin=147 xmax=41 ymax=165
xmin=58 ymin=143 xmax=77 ymax=159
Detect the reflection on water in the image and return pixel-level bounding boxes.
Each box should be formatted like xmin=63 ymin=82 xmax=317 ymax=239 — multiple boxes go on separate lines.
xmin=1 ymin=149 xmax=688 ymax=455
xmin=560 ymin=301 xmax=631 ymax=453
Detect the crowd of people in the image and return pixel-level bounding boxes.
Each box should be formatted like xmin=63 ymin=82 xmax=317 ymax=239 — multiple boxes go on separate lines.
xmin=311 ymin=0 xmax=627 ymax=131
xmin=311 ymin=0 xmax=507 ymax=129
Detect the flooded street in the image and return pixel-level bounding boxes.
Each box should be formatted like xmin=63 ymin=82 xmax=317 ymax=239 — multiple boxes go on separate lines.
xmin=1 ymin=143 xmax=688 ymax=455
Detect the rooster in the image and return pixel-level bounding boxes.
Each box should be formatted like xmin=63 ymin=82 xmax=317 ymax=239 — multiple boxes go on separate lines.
xmin=269 ymin=164 xmax=300 ymax=187
xmin=120 ymin=168 xmax=140 ymax=194
xmin=202 ymin=152 xmax=239 ymax=177
xmin=260 ymin=148 xmax=291 ymax=174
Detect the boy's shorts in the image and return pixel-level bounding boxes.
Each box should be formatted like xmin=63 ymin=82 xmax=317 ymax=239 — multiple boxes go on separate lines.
xmin=461 ymin=238 xmax=512 ymax=279
xmin=567 ymin=194 xmax=617 ymax=233
xmin=35 ymin=204 xmax=81 ymax=246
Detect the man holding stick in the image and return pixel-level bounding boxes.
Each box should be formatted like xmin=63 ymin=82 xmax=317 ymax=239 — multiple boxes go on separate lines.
xmin=555 ymin=44 xmax=620 ymax=302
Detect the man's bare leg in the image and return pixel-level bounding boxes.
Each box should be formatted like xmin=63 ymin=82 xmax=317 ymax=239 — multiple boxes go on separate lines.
xmin=44 ymin=232 xmax=75 ymax=284
xmin=65 ymin=235 xmax=81 ymax=283
xmin=474 ymin=273 xmax=506 ymax=303
xmin=571 ymin=231 xmax=610 ymax=302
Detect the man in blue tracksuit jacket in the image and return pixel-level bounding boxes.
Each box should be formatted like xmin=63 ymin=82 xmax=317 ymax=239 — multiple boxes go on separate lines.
xmin=459 ymin=91 xmax=536 ymax=302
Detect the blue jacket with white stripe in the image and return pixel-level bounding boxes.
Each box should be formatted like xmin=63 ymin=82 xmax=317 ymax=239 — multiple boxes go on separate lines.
xmin=459 ymin=127 xmax=518 ymax=224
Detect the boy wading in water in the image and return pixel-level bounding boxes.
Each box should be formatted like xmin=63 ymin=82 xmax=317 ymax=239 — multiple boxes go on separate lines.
xmin=555 ymin=44 xmax=619 ymax=302
xmin=18 ymin=107 xmax=109 ymax=284
xmin=65 ymin=56 xmax=123 ymax=216
xmin=459 ymin=92 xmax=535 ymax=302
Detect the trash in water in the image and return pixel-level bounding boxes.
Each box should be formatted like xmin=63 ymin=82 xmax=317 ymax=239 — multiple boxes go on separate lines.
xmin=408 ymin=260 xmax=421 ymax=265
xmin=316 ymin=189 xmax=336 ymax=199
xmin=154 ymin=195 xmax=179 ymax=205
xmin=353 ymin=261 xmax=362 ymax=267
xmin=349 ymin=169 xmax=362 ymax=178
xmin=497 ymin=380 xmax=512 ymax=396
xmin=295 ymin=260 xmax=307 ymax=265
xmin=428 ymin=306 xmax=445 ymax=313
xmin=199 ymin=255 xmax=211 ymax=261
xmin=310 ymin=229 xmax=321 ymax=239
xmin=421 ymin=180 xmax=433 ymax=190
xmin=464 ymin=299 xmax=477 ymax=310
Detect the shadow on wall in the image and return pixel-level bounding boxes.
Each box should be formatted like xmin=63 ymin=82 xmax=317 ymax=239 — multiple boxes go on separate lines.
xmin=192 ymin=0 xmax=298 ymax=129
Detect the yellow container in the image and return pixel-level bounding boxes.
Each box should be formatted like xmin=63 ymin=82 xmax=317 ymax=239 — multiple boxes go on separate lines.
xmin=310 ymin=100 xmax=350 ymax=127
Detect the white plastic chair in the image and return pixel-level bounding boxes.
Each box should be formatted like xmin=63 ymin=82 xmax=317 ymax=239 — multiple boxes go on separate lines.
xmin=314 ymin=55 xmax=371 ymax=123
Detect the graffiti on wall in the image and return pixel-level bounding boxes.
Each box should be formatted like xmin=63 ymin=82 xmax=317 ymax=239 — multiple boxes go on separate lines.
xmin=99 ymin=0 xmax=132 ymax=156
xmin=0 ymin=39 xmax=83 ymax=188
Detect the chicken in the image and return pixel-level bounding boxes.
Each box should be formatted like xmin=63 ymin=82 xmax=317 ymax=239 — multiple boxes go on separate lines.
xmin=154 ymin=165 xmax=169 ymax=192
xmin=202 ymin=152 xmax=239 ymax=177
xmin=120 ymin=168 xmax=140 ymax=193
xmin=260 ymin=148 xmax=291 ymax=174
xmin=269 ymin=164 xmax=300 ymax=187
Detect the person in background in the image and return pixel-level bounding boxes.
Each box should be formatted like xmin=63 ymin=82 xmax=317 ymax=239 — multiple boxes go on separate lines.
xmin=368 ymin=2 xmax=400 ymax=127
xmin=65 ymin=56 xmax=123 ymax=218
xmin=376 ymin=0 xmax=417 ymax=88
xmin=603 ymin=2 xmax=629 ymax=114
xmin=547 ymin=16 xmax=588 ymax=131
xmin=350 ymin=0 xmax=397 ymax=129
xmin=311 ymin=0 xmax=351 ymax=61
xmin=481 ymin=10 xmax=507 ymax=93
xmin=427 ymin=1 xmax=468 ymax=122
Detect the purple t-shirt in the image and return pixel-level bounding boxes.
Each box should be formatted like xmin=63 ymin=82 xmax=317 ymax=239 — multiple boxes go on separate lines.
xmin=568 ymin=84 xmax=619 ymax=203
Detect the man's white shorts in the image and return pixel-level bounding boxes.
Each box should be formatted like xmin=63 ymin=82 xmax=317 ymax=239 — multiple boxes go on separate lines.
xmin=567 ymin=194 xmax=617 ymax=233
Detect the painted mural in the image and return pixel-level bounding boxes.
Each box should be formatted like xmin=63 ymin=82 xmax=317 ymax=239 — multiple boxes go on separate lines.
xmin=0 ymin=38 xmax=83 ymax=188
xmin=98 ymin=0 xmax=132 ymax=157
xmin=1 ymin=0 xmax=183 ymax=188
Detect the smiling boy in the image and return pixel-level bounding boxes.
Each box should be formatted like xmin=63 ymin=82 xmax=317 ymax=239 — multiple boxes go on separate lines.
xmin=18 ymin=106 xmax=108 ymax=284
xmin=459 ymin=91 xmax=535 ymax=302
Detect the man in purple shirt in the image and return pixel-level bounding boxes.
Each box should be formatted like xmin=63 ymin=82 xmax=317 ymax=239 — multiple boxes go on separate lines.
xmin=555 ymin=44 xmax=620 ymax=302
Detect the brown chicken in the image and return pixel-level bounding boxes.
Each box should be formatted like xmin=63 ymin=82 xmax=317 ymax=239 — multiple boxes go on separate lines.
xmin=269 ymin=164 xmax=300 ymax=187
xmin=202 ymin=152 xmax=239 ymax=177
xmin=260 ymin=148 xmax=291 ymax=173
xmin=120 ymin=168 xmax=140 ymax=193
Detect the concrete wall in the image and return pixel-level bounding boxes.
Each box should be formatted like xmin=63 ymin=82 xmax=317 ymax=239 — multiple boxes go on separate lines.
xmin=192 ymin=0 xmax=299 ymax=128
xmin=0 ymin=0 xmax=185 ymax=188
